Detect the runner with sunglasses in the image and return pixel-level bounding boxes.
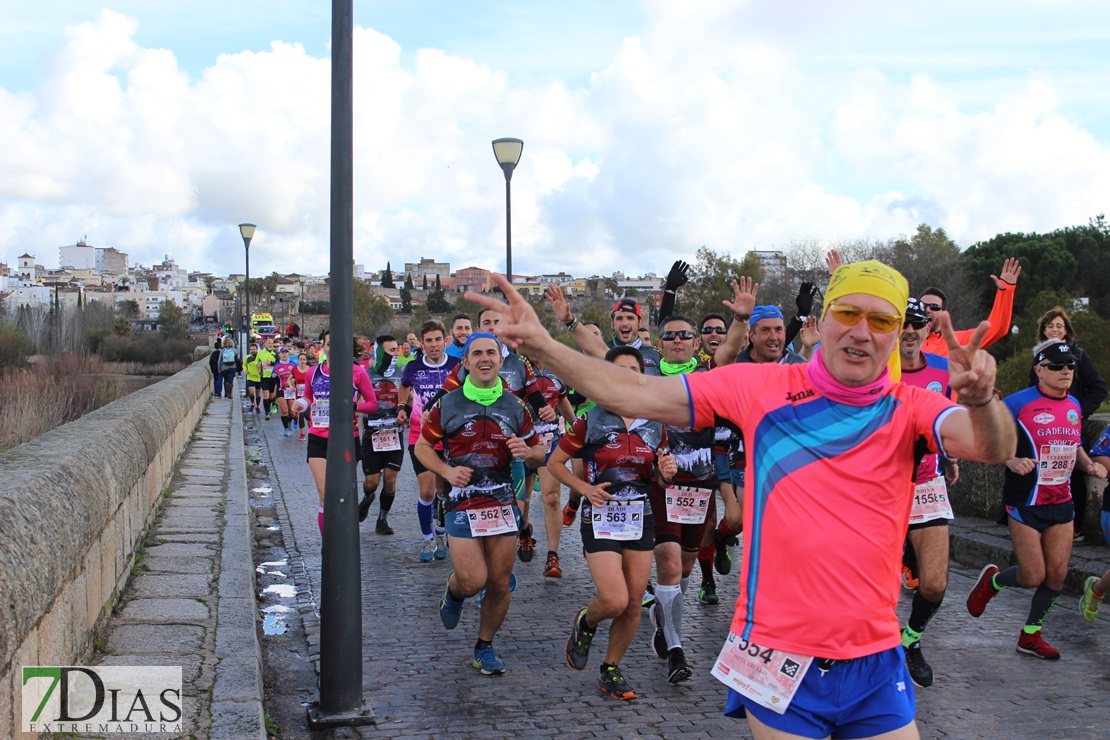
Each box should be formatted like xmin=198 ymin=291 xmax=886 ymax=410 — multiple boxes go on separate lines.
xmin=466 ymin=261 xmax=1016 ymax=740
xmin=896 ymin=298 xmax=958 ymax=688
xmin=967 ymin=340 xmax=1106 ymax=659
xmin=1026 ymin=307 xmax=1107 ymax=542
xmin=645 ymin=313 xmax=717 ymax=683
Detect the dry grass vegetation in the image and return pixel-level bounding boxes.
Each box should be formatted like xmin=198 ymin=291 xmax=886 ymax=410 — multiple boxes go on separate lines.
xmin=0 ymin=353 xmax=187 ymax=450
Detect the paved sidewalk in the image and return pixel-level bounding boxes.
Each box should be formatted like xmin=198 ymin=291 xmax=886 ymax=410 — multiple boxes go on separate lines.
xmin=250 ymin=412 xmax=1110 ymax=740
xmin=93 ymin=393 xmax=265 ymax=739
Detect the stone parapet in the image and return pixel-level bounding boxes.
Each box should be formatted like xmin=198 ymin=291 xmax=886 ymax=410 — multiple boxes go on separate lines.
xmin=0 ymin=359 xmax=210 ymax=737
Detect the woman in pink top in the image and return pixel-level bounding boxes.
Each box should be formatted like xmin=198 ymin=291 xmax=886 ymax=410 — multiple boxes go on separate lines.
xmin=293 ymin=331 xmax=378 ymax=532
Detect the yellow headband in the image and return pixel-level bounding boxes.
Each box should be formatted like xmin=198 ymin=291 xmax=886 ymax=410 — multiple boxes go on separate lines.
xmin=822 ymin=260 xmax=909 ymax=382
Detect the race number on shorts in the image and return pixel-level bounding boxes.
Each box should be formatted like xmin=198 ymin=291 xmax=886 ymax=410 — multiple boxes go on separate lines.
xmin=590 ymin=500 xmax=645 ymax=541
xmin=712 ymin=629 xmax=813 ymax=715
xmin=466 ymin=505 xmax=518 ymax=537
xmin=910 ymin=476 xmax=953 ymax=524
xmin=665 ymin=485 xmax=712 ymax=524
xmin=371 ymin=426 xmax=402 ymax=452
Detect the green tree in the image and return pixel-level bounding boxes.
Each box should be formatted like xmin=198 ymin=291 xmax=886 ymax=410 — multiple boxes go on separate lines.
xmin=427 ymin=289 xmax=452 ymax=314
xmin=380 ymin=262 xmax=395 ymax=288
xmin=676 ymin=247 xmax=763 ymax=323
xmin=157 ymin=300 xmax=187 ymax=339
xmin=435 ymin=274 xmax=442 ymax=291
xmin=353 ymin=281 xmax=393 ymax=336
xmin=422 ymin=274 xmax=428 ymax=291
xmin=404 ymin=274 xmax=415 ymax=291
xmin=399 ymin=287 xmax=413 ymax=314
xmin=113 ymin=317 xmax=132 ymax=336
xmin=961 ymin=232 xmax=1077 ymax=321
xmin=117 ymin=299 xmax=140 ymax=319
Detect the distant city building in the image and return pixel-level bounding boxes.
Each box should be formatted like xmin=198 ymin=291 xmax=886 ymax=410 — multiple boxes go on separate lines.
xmin=750 ymin=250 xmax=787 ymax=281
xmin=452 ymin=266 xmax=492 ymax=293
xmin=58 ymin=239 xmax=128 ymax=275
xmin=404 ymin=257 xmax=451 ymax=281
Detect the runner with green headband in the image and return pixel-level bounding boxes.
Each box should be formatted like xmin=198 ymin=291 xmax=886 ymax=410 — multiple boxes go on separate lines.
xmin=416 ymin=332 xmax=545 ymax=676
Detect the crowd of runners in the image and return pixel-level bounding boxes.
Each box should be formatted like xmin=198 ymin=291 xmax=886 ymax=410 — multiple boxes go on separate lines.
xmin=222 ymin=253 xmax=1110 ymax=740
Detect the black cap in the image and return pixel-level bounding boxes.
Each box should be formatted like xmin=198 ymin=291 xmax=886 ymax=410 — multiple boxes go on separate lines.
xmin=905 ymin=298 xmax=929 ymax=326
xmin=1035 ymin=341 xmax=1078 ymax=366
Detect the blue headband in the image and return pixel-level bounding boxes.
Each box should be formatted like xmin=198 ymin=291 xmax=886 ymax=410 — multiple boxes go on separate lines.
xmin=749 ymin=305 xmax=784 ymax=327
xmin=463 ymin=331 xmax=501 ymax=354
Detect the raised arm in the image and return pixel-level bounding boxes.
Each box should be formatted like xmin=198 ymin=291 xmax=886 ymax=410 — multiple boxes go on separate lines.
xmin=713 ymin=277 xmax=756 ymax=367
xmin=544 ymin=284 xmax=608 ymax=359
xmin=934 ymin=313 xmax=1016 ymax=463
xmin=468 ymin=275 xmax=693 ymax=427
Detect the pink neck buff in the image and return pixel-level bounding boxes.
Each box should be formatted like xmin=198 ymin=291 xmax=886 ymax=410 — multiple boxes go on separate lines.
xmin=805 ymin=347 xmax=893 ymax=406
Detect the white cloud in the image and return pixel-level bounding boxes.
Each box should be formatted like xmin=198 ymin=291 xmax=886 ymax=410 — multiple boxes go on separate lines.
xmin=1 ymin=3 xmax=1109 ymax=281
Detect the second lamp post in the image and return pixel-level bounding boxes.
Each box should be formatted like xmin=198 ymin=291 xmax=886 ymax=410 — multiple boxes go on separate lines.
xmin=492 ymin=138 xmax=523 ymax=284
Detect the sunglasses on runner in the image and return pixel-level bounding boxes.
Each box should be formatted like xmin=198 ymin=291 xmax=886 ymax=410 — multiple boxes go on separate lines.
xmin=827 ymin=302 xmax=903 ymax=334
xmin=906 ymin=318 xmax=929 ymax=330
xmin=700 ymin=326 xmax=727 ymax=335
xmin=921 ymin=302 xmax=944 ymax=312
xmin=1039 ymin=361 xmax=1075 ymax=372
xmin=660 ymin=329 xmax=696 ymax=341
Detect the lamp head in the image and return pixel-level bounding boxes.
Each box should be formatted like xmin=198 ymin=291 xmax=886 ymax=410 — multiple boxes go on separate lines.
xmin=491 ymin=138 xmax=524 ymax=181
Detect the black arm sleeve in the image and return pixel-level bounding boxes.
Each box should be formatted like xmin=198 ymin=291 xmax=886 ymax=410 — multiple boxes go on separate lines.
xmin=784 ymin=315 xmax=803 ymax=348
xmin=658 ymin=291 xmax=676 ymax=328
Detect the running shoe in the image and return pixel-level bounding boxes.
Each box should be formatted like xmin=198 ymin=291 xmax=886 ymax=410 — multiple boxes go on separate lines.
xmin=666 ymin=647 xmax=692 ymax=684
xmin=299 ymin=431 xmax=306 ymax=441
xmin=434 ymin=534 xmax=448 ymax=560
xmin=901 ymin=565 xmax=919 ymax=590
xmin=419 ymin=539 xmax=436 ymax=563
xmin=375 ymin=517 xmax=394 ymax=535
xmin=544 ymin=553 xmax=563 ymax=579
xmin=517 ymin=525 xmax=536 ymax=563
xmin=649 ymin=602 xmax=668 ymax=659
xmin=714 ymin=538 xmax=732 ymax=576
xmin=904 ymin=641 xmax=933 ymax=688
xmin=697 ymin=582 xmax=719 ymax=605
xmin=282 ymin=428 xmax=291 ymax=437
xmin=641 ymin=581 xmax=656 ymax=609
xmin=1016 ymin=630 xmax=1060 ymax=660
xmin=439 ymin=574 xmax=464 ymax=630
xmin=358 ymin=491 xmax=375 ymax=522
xmin=966 ymin=564 xmax=1000 ymax=617
xmin=562 ymin=500 xmax=579 ymax=526
xmin=265 ymin=413 xmax=271 ymax=421
xmin=1073 ymin=530 xmax=1085 ymax=543
xmin=1080 ymin=575 xmax=1103 ymax=622
xmin=597 ymin=664 xmax=636 ymax=701
xmin=472 ymin=646 xmax=506 ymax=675
xmin=476 ymin=572 xmax=518 ymax=606
xmin=291 ymin=420 xmax=298 ymax=430
xmin=564 ymin=608 xmax=595 ymax=671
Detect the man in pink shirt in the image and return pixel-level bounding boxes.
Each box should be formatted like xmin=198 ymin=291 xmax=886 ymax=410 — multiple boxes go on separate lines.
xmin=467 ymin=263 xmax=1015 ymax=740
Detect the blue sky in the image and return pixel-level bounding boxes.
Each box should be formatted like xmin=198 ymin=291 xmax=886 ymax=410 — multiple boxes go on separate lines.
xmin=1 ymin=1 xmax=1108 ymax=279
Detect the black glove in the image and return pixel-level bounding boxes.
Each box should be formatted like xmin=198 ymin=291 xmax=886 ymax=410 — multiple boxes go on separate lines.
xmin=795 ymin=282 xmax=818 ymax=317
xmin=665 ymin=260 xmax=690 ymax=292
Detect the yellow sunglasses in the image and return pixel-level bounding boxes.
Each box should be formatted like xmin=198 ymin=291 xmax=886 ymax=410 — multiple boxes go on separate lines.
xmin=827 ymin=302 xmax=903 ymax=334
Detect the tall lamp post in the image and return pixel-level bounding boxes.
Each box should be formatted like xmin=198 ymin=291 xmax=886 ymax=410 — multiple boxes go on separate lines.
xmin=238 ymin=223 xmax=256 ymax=355
xmin=491 ymin=138 xmax=523 ymax=284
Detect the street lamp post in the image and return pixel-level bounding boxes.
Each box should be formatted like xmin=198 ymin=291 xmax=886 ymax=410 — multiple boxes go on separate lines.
xmin=238 ymin=223 xmax=256 ymax=355
xmin=492 ymin=138 xmax=523 ymax=285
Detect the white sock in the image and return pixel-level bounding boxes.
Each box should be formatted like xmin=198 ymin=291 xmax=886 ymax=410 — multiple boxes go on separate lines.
xmin=656 ymin=584 xmax=683 ymax=650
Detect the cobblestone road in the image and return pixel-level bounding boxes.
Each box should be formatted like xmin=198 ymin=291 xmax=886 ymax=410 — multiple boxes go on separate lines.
xmin=247 ymin=408 xmax=1110 ymax=739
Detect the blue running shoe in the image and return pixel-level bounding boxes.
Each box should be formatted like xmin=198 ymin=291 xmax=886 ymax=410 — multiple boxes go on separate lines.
xmin=419 ymin=540 xmax=435 ymax=563
xmin=439 ymin=573 xmax=464 ymax=630
xmin=477 ymin=572 xmax=518 ymax=606
xmin=473 ymin=646 xmax=505 ymax=675
xmin=434 ymin=533 xmax=448 ymax=560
